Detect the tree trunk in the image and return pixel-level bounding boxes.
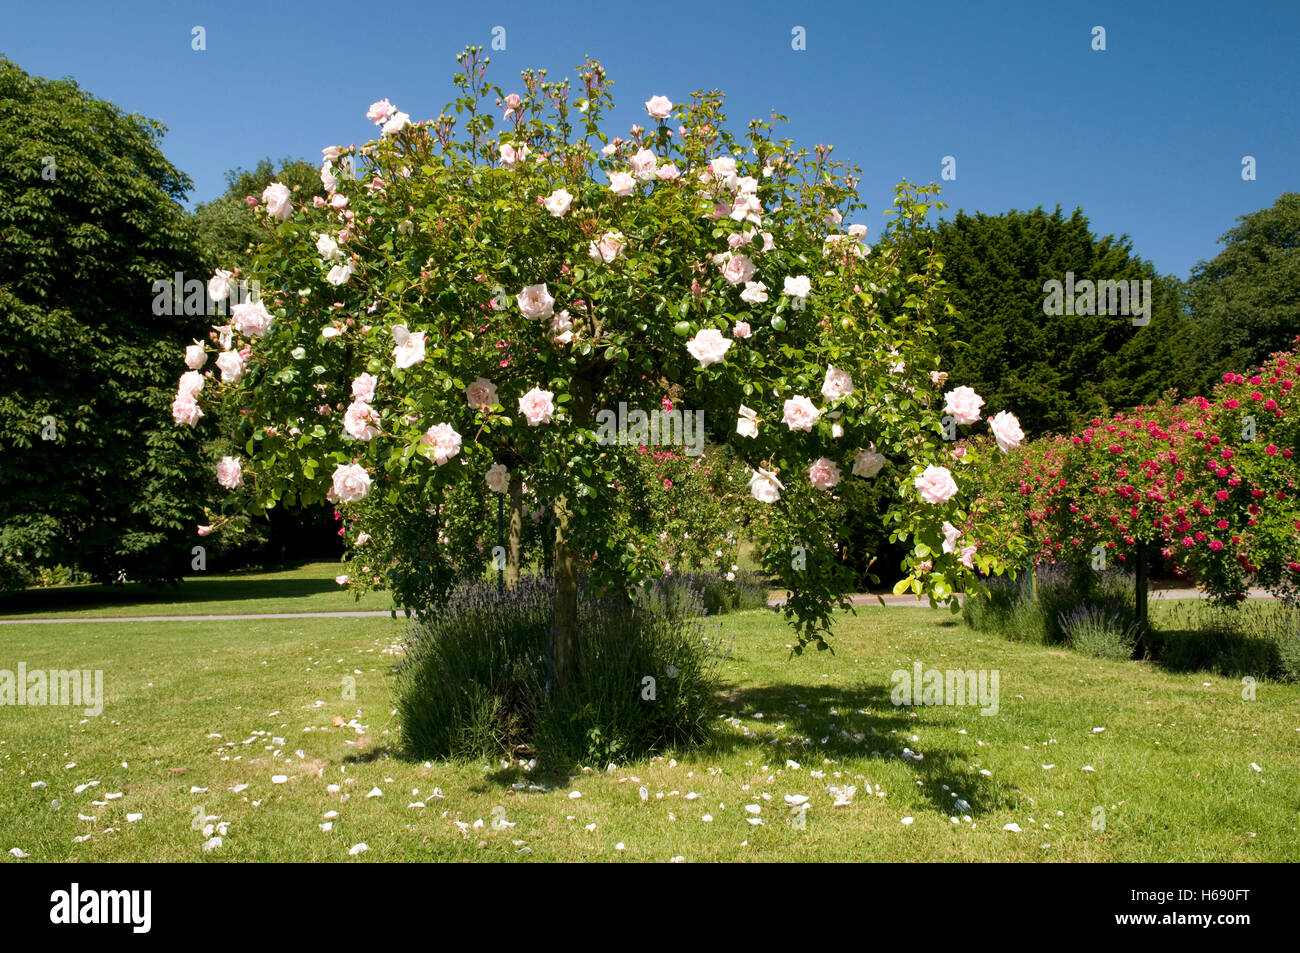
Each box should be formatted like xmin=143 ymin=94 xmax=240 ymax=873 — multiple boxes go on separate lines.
xmin=552 ymin=494 xmax=578 ymax=690
xmin=506 ymin=476 xmax=523 ymax=590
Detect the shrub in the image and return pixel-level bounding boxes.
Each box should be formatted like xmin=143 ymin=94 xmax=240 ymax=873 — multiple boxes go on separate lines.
xmin=394 ymin=576 xmax=720 ymax=765
xmin=1150 ymin=601 xmax=1290 ymax=678
xmin=651 ymin=569 xmax=767 ymax=617
xmin=1059 ymin=604 xmax=1139 ymax=660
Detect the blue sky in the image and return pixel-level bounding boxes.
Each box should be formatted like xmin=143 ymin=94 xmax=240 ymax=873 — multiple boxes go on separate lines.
xmin=4 ymin=0 xmax=1296 ymax=278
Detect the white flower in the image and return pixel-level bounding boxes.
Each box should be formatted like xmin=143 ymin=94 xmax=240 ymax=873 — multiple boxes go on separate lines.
xmin=686 ymin=328 xmax=732 ymax=368
xmin=749 ymin=468 xmax=784 ymax=503
xmin=783 ymin=275 xmax=812 ymax=299
xmin=544 ymin=187 xmax=574 ymax=217
xmin=736 ymin=404 xmax=758 ymax=439
xmin=391 ymin=325 xmax=426 ymax=368
xmin=739 ymin=281 xmax=768 ymax=305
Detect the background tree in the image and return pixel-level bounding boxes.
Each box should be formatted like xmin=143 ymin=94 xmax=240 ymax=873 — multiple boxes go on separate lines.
xmin=0 ymin=57 xmax=208 ymax=590
xmin=1186 ymin=192 xmax=1300 ymax=393
xmin=190 ymin=156 xmax=338 ymax=568
xmin=924 ymin=207 xmax=1194 ymax=437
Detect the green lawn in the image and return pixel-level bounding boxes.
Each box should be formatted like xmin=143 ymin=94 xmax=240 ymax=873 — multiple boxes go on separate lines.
xmin=2 ymin=580 xmax=1296 ymax=862
xmin=0 ymin=562 xmax=397 ymax=619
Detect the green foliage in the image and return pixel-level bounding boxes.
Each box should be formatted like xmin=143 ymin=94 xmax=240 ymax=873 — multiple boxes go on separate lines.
xmin=924 ymin=207 xmax=1193 ymax=437
xmin=0 ymin=57 xmax=208 ymax=588
xmin=394 ymin=576 xmax=720 ymax=765
xmin=192 ymin=157 xmax=324 ymax=275
xmin=1186 ymin=193 xmax=1300 ymax=393
xmin=1059 ymin=604 xmax=1139 ymax=660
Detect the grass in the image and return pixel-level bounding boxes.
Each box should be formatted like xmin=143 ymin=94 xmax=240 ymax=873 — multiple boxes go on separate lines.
xmin=2 ymin=567 xmax=1297 ymax=861
xmin=0 ymin=562 xmax=397 ymax=619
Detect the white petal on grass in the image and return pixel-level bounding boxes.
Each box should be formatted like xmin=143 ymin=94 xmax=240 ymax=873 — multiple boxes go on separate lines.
xmin=744 ymin=804 xmax=761 ymax=814
xmin=1081 ymin=765 xmax=1096 ymax=772
xmin=901 ymin=816 xmax=914 ymax=826
xmin=784 ymin=794 xmax=809 ymax=806
xmin=568 ymin=790 xmax=582 ymax=799
xmin=320 ymin=822 xmax=333 ymax=832
xmin=8 ymin=848 xmax=29 ymax=859
xmin=366 ymin=787 xmax=383 ymax=798
xmin=126 ymin=813 xmax=142 ymax=823
xmin=1250 ymin=763 xmax=1262 ymax=772
xmin=202 ymin=836 xmax=222 ymax=851
xmin=271 ymin=775 xmax=288 ymax=784
xmin=348 ymin=843 xmax=369 ymax=855
xmin=1003 ymin=823 xmax=1022 ymax=833
xmin=30 ymin=782 xmax=46 ymax=790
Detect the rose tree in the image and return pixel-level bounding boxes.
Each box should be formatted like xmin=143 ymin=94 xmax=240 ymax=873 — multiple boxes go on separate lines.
xmin=172 ymin=49 xmax=1021 ymax=681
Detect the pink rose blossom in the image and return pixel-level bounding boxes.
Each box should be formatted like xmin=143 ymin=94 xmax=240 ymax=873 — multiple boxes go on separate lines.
xmin=172 ymin=393 xmax=203 ymax=427
xmin=781 ymin=395 xmax=820 ymax=431
xmin=329 ymin=463 xmax=371 ymax=504
xmin=720 ymin=253 xmax=756 ymax=286
xmin=733 ymin=321 xmax=752 ymax=339
xmin=645 ymin=95 xmax=673 ymax=119
xmin=231 ymin=300 xmax=273 ymax=338
xmin=821 ymin=365 xmax=854 ymax=401
xmin=749 ymin=467 xmax=784 ymax=503
xmin=261 ymin=183 xmax=292 ymax=221
xmin=686 ymin=328 xmax=733 ymax=368
xmin=519 ymin=387 xmax=556 ymax=426
xmin=366 ymin=99 xmax=396 ymax=122
xmin=420 ymin=423 xmax=462 ymax=465
xmin=216 ymin=455 xmax=243 ymax=489
xmin=629 ymin=148 xmax=658 ymax=182
xmin=516 ymin=283 xmax=555 ymax=320
xmin=486 ymin=463 xmax=511 ymax=494
xmin=215 ymin=350 xmax=244 ymax=383
xmin=944 ymin=386 xmax=985 ymax=426
xmin=808 ymin=457 xmax=842 ymax=491
xmin=343 ymin=400 xmax=381 ymax=441
xmin=588 ymin=231 xmax=626 ymax=263
xmin=608 ymin=171 xmax=636 ymax=196
xmin=914 ymin=465 xmax=959 ymax=505
xmin=853 ymin=448 xmax=885 ymax=478
xmin=465 ymin=377 xmax=499 ymax=411
xmin=989 ymin=410 xmax=1024 ymax=453
xmin=351 ymin=373 xmax=377 ymax=402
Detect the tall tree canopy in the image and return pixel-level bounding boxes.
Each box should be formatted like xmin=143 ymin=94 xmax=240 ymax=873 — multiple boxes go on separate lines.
xmin=0 ymin=57 xmax=207 ymax=589
xmin=926 ymin=207 xmax=1193 ymax=438
xmin=1186 ymin=192 xmax=1300 ymax=393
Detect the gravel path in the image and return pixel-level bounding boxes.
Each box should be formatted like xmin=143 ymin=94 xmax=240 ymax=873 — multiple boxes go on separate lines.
xmin=0 ymin=587 xmax=1277 ymax=624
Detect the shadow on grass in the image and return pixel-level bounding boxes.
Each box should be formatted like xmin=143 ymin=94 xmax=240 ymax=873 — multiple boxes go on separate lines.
xmin=710 ymin=680 xmax=1013 ymax=818
xmin=0 ymin=565 xmax=339 ymax=616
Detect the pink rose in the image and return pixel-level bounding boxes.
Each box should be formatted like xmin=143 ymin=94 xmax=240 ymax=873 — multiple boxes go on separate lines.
xmin=184 ymin=342 xmax=206 ymax=370
xmin=502 ymin=93 xmax=522 ymax=118
xmin=486 ymin=463 xmax=511 ymax=494
xmin=942 ymin=521 xmax=962 ymax=554
xmin=588 ymin=231 xmax=626 ymax=263
xmin=629 ymin=148 xmax=658 ymax=182
xmin=499 ymin=142 xmax=529 ymax=168
xmin=783 ymin=275 xmax=812 ymax=299
xmin=465 ymin=377 xmax=498 ymax=411
xmin=608 ymin=171 xmax=636 ymax=196
xmin=914 ymin=465 xmax=958 ymax=505
xmin=381 ymin=111 xmax=410 ymax=136
xmin=808 ymin=457 xmax=841 ymax=492
xmin=261 ymin=183 xmax=292 ymax=221
xmin=215 ymin=350 xmax=244 ymax=383
xmin=516 ymin=283 xmax=555 ymax=320
xmin=197 ymin=525 xmax=213 ymax=536
xmin=821 ymin=365 xmax=854 ymax=401
xmin=944 ymin=386 xmax=984 ymax=426
xmin=645 ymin=95 xmax=673 ymax=119
xmin=216 ymin=455 xmax=243 ymax=489
xmin=736 ymin=404 xmax=758 ymax=438
xmin=366 ymin=99 xmax=396 ymax=122
xmin=733 ymin=321 xmax=752 ymax=339
xmin=959 ymin=545 xmax=978 ymax=569
xmin=519 ymin=387 xmax=556 ymax=426
xmin=853 ymin=448 xmax=885 ymax=478
xmin=720 ymin=253 xmax=756 ymax=286
xmin=329 ymin=463 xmax=371 ymax=504
xmin=352 ymin=373 xmax=377 ymax=402
xmin=739 ymin=282 xmax=768 ymax=305
xmin=781 ymin=395 xmax=820 ymax=431
xmin=749 ymin=468 xmax=784 ymax=503
xmin=316 ymin=233 xmax=342 ymax=260
xmin=989 ymin=410 xmax=1024 ymax=453
xmin=686 ymin=328 xmax=732 ymax=368
xmin=207 ymin=269 xmax=232 ymax=302
xmin=172 ymin=393 xmax=203 ymax=427
xmin=392 ymin=326 xmax=426 ymax=368
xmin=420 ymin=423 xmax=462 ymax=465
xmin=550 ymin=311 xmax=574 ymax=345
xmin=231 ymin=300 xmax=273 ymax=338
xmin=178 ymin=371 xmax=204 ymax=398
xmin=656 ymin=163 xmax=681 ymax=181
xmin=343 ymin=400 xmax=381 ymax=441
